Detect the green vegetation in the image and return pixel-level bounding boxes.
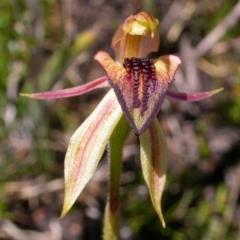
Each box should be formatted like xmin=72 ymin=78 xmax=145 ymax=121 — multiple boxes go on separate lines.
xmin=1 ymin=0 xmax=240 ymax=239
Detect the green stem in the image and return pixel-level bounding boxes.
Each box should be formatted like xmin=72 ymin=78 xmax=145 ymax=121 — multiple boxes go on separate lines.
xmin=103 ymin=115 xmax=131 ymax=240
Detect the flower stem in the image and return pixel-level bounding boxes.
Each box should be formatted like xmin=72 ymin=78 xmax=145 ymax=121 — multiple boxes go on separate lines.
xmin=103 ymin=115 xmax=131 ymax=240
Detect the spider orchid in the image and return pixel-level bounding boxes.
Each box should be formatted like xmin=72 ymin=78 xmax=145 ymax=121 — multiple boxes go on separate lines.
xmin=21 ymin=12 xmax=222 ymax=239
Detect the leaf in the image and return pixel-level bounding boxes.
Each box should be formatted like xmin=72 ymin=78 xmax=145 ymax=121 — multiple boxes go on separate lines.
xmin=139 ymin=119 xmax=167 ymax=227
xmin=60 ymin=89 xmax=122 ymax=218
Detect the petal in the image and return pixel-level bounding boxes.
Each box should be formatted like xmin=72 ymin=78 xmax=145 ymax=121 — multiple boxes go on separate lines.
xmin=125 ymin=55 xmax=180 ymax=134
xmin=94 ymin=51 xmax=126 ymax=79
xmin=95 ymin=52 xmax=181 ymax=135
xmin=111 ymin=12 xmax=160 ymax=65
xmin=139 ymin=119 xmax=167 ymax=227
xmin=119 ymin=54 xmax=180 ymax=133
xmin=123 ymin=11 xmax=159 ymax=36
xmin=154 ymin=54 xmax=182 ymax=83
xmin=20 ymin=76 xmax=108 ymax=99
xmin=60 ymin=89 xmax=122 ymax=218
xmin=166 ymin=88 xmax=223 ymax=101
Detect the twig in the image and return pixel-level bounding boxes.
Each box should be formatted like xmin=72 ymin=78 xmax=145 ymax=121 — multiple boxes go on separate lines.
xmin=193 ymin=1 xmax=240 ymax=59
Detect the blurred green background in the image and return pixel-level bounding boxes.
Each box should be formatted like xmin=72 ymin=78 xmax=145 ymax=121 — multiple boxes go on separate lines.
xmin=1 ymin=0 xmax=240 ymax=239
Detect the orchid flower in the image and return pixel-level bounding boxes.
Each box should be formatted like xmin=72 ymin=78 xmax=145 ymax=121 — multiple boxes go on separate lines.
xmin=21 ymin=12 xmax=222 ymax=239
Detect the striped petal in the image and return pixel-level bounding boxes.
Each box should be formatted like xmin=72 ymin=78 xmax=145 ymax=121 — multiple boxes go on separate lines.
xmin=139 ymin=119 xmax=167 ymax=227
xmin=60 ymin=89 xmax=122 ymax=218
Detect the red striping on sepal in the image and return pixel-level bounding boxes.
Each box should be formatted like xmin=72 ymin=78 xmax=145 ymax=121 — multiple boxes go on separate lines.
xmin=123 ymin=57 xmax=157 ymax=115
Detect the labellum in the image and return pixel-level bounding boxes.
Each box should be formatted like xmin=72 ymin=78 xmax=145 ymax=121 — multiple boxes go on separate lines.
xmin=108 ymin=57 xmax=170 ymax=135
